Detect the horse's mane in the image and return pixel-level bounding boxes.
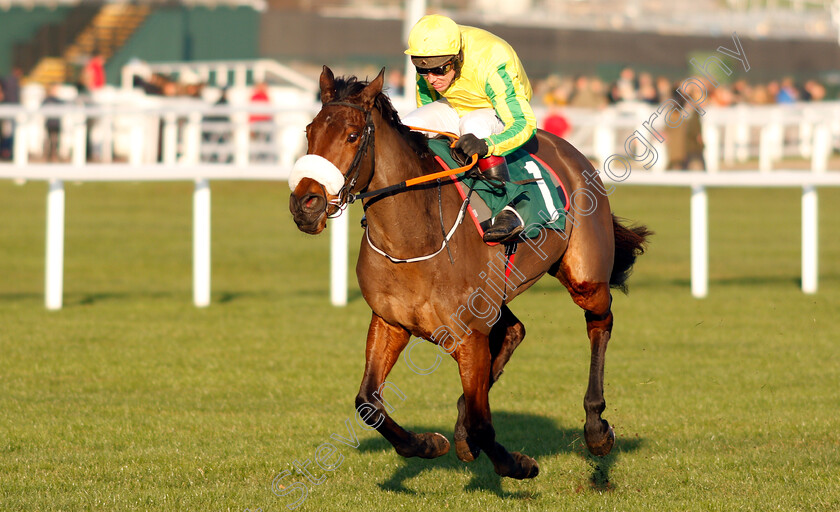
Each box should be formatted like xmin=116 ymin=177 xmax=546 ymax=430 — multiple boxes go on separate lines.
xmin=331 ymin=75 xmax=431 ymax=158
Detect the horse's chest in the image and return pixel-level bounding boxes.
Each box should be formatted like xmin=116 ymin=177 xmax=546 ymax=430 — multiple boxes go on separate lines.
xmin=357 ymin=263 xmax=477 ymax=337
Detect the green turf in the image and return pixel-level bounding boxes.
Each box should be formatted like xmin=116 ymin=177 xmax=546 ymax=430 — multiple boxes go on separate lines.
xmin=1 ymin=180 xmax=839 ymax=511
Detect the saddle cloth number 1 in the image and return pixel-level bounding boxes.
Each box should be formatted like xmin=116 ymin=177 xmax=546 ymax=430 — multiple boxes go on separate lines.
xmin=524 ymin=161 xmax=560 ymax=223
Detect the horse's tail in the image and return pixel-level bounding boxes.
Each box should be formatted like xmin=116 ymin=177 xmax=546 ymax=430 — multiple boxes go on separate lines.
xmin=610 ymin=215 xmax=652 ymax=293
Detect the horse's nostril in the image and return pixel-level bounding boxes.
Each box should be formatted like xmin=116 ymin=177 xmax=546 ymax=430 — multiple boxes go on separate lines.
xmin=300 ymin=193 xmax=325 ymax=213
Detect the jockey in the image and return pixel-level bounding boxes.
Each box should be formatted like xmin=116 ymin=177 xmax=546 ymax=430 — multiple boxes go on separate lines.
xmin=402 ymin=14 xmax=537 ymax=243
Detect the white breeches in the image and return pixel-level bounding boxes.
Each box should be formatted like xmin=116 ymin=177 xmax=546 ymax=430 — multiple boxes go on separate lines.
xmin=401 ymin=99 xmax=505 ymax=139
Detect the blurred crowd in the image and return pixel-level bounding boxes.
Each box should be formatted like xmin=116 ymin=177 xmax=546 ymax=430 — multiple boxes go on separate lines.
xmin=532 ymin=67 xmax=832 ymax=170
xmin=534 ymin=67 xmax=829 ymax=109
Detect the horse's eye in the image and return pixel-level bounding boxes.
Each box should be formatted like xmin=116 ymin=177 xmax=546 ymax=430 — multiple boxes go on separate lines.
xmin=347 ymin=132 xmax=360 ymax=143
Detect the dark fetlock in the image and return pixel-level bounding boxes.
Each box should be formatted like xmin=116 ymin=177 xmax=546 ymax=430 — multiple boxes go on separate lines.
xmin=454 ymin=395 xmax=481 ymax=462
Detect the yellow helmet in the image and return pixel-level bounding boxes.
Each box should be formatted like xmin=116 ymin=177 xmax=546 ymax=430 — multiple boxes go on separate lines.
xmin=405 ymin=14 xmax=461 ymax=61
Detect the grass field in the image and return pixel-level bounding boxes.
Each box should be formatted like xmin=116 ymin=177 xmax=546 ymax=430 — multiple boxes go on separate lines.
xmin=1 ymin=179 xmax=839 ymax=511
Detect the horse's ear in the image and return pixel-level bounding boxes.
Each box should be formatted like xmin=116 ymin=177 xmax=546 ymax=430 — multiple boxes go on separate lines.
xmin=319 ymin=65 xmax=336 ymax=104
xmin=360 ymin=67 xmax=385 ymax=110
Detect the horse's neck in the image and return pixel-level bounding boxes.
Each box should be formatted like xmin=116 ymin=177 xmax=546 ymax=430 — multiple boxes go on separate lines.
xmin=362 ymin=126 xmax=449 ymax=252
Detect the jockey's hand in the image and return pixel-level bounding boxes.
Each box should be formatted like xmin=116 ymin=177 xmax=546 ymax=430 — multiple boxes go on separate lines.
xmin=453 ymin=133 xmax=489 ymax=161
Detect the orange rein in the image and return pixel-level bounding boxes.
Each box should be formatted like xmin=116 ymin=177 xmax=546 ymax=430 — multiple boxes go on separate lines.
xmin=403 ymin=126 xmax=478 ymax=187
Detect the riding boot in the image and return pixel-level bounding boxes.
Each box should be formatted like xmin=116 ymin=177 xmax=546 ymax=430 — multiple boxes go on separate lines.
xmin=479 ymin=156 xmax=525 ymax=244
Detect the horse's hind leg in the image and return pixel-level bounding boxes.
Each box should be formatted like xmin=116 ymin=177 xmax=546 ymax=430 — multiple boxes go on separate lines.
xmin=557 ymin=267 xmax=616 ymax=457
xmin=582 ymin=298 xmax=616 ymax=456
xmin=455 ymin=305 xmax=525 ymax=462
xmin=356 ymin=313 xmax=450 ymax=459
xmin=454 ymin=330 xmax=539 ymax=479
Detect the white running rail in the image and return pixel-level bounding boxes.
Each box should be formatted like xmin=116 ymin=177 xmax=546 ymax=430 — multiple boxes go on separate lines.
xmin=1 ymin=99 xmax=839 ymax=309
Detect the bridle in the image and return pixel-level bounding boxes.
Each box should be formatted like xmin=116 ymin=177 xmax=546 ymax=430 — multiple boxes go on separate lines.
xmin=307 ymin=99 xmax=478 ymax=264
xmin=318 ymin=100 xmax=376 ymax=218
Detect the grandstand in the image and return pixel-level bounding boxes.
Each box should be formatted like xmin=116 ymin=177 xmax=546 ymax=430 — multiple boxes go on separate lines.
xmin=1 ymin=0 xmax=838 ymax=83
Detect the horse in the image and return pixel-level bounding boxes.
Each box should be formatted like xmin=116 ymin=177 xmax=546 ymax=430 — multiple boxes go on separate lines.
xmin=289 ymin=66 xmax=651 ymax=480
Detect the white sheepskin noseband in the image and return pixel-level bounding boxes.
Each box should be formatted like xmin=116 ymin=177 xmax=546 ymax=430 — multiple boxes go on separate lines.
xmin=289 ymin=154 xmax=346 ymax=196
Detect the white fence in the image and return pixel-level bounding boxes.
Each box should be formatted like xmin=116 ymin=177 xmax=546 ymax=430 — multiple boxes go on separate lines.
xmin=0 ymin=99 xmax=318 ymax=171
xmin=1 ymin=99 xmax=838 ymax=309
xmin=535 ymin=100 xmax=840 ymax=174
xmin=4 ymin=94 xmax=838 ymax=175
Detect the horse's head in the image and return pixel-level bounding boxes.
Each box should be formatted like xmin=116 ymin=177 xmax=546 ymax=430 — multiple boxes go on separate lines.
xmin=289 ymin=66 xmax=384 ymax=235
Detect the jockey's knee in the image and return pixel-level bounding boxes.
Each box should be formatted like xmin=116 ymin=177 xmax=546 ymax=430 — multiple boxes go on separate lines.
xmin=459 ymin=109 xmax=502 ymax=139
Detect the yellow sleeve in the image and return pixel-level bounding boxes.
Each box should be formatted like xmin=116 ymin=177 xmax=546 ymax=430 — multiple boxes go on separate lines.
xmin=483 ymin=63 xmax=536 ymax=156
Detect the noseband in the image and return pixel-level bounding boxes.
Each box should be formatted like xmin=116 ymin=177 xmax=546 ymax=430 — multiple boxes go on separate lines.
xmin=320 ymin=101 xmax=376 ymax=217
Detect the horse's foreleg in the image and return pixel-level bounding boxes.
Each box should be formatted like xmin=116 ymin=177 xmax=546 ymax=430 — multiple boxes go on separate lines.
xmin=455 ymin=331 xmax=539 ymax=479
xmin=356 ymin=313 xmax=450 ymax=459
xmin=455 ymin=305 xmax=525 ymax=462
xmin=582 ymin=296 xmax=616 ymax=457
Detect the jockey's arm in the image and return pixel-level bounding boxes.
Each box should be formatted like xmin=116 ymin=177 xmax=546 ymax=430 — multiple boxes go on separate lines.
xmin=484 ymin=64 xmax=537 ymax=157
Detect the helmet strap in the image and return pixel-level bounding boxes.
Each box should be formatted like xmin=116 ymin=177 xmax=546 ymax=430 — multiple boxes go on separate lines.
xmin=453 ymin=49 xmax=464 ymax=80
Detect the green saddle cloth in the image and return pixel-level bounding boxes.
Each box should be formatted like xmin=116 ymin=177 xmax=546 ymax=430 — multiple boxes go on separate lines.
xmin=427 ymin=139 xmax=566 ymax=238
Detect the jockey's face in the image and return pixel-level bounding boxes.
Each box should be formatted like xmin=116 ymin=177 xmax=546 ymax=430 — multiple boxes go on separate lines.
xmin=426 ymin=68 xmax=456 ymax=93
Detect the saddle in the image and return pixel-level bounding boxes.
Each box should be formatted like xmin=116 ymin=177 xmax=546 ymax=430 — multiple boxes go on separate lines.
xmin=427 ymin=139 xmax=569 ymax=245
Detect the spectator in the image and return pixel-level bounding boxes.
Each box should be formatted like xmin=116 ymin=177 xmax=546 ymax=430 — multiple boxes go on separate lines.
xmin=568 ymin=75 xmax=605 ymax=109
xmin=637 ymin=72 xmax=658 ymax=104
xmin=42 ymin=84 xmax=63 ymax=162
xmin=664 ymin=89 xmax=704 ymax=170
xmin=203 ymin=88 xmax=232 ymax=163
xmin=750 ymin=84 xmax=773 ymax=105
xmin=802 ymin=80 xmax=826 ymax=102
xmin=776 ymin=77 xmax=798 ymax=104
xmin=82 ymin=52 xmax=106 ymax=93
xmin=655 ymin=75 xmax=672 ymax=103
xmin=249 ymin=81 xmax=273 ymax=162
xmin=606 ymin=82 xmax=622 ymax=104
xmin=386 ymin=69 xmax=405 ymax=97
xmin=0 ymin=81 xmax=5 ymax=160
xmin=732 ymin=79 xmax=752 ymax=104
xmin=543 ymin=80 xmax=572 ymax=108
xmin=1 ymin=67 xmax=22 ymax=160
xmin=249 ymin=81 xmax=271 ymax=124
xmin=711 ymin=84 xmax=735 ymax=107
xmin=616 ymin=66 xmax=637 ymax=102
xmin=2 ymin=66 xmax=21 ymax=104
xmin=542 ymin=107 xmax=570 ymax=139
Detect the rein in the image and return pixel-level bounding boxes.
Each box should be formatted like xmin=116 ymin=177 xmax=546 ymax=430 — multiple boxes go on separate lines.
xmin=317 ymin=101 xmax=478 ymax=263
xmin=347 ymin=127 xmax=477 ymax=204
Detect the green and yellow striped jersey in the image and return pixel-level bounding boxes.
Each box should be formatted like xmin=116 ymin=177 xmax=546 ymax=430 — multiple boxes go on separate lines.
xmin=414 ymin=25 xmax=536 ymax=156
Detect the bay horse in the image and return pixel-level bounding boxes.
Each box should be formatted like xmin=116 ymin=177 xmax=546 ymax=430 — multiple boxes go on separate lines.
xmin=289 ymin=66 xmax=650 ymax=480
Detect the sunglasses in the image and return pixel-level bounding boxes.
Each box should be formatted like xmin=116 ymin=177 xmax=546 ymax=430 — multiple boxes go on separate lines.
xmin=415 ymin=59 xmax=455 ymax=77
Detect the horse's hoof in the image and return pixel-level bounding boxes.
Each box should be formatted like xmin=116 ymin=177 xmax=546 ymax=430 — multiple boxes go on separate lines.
xmin=455 ymin=437 xmax=481 ymax=462
xmin=495 ymin=451 xmax=539 ymax=479
xmin=399 ymin=432 xmax=450 ymax=459
xmin=585 ymin=421 xmax=615 ymax=457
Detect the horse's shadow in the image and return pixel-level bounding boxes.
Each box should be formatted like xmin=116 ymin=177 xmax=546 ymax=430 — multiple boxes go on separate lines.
xmin=358 ymin=411 xmax=643 ymax=499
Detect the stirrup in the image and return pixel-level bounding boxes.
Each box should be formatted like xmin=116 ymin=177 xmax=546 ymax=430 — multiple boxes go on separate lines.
xmin=482 ymin=206 xmax=524 ymax=244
